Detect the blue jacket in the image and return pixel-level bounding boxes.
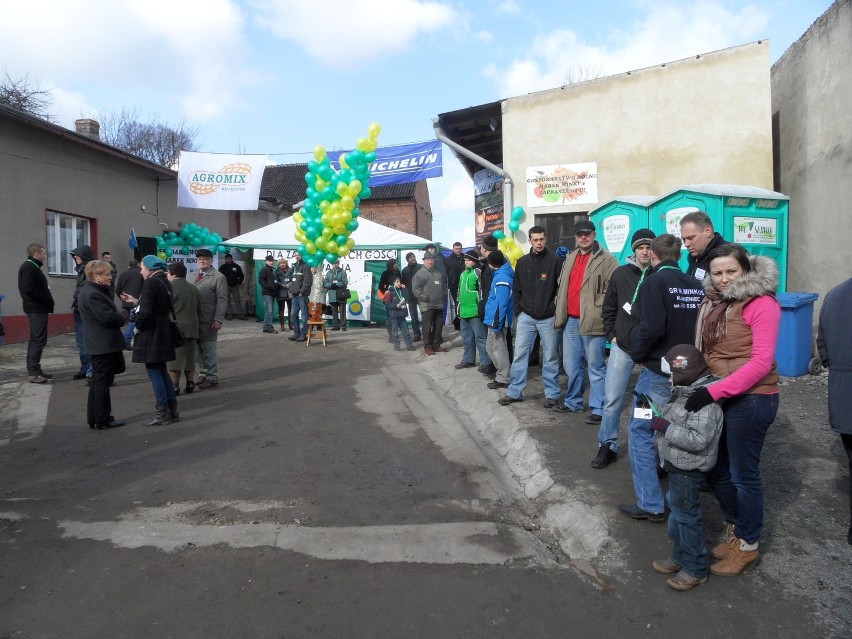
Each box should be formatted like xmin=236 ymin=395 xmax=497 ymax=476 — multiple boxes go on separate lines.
xmin=484 ymin=262 xmax=514 ymax=331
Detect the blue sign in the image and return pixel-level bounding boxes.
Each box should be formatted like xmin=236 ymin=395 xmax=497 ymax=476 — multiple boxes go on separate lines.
xmin=329 ymin=140 xmax=442 ymax=187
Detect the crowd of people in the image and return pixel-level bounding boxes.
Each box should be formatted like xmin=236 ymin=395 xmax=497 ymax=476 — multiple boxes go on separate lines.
xmin=14 ymin=209 xmax=852 ymax=585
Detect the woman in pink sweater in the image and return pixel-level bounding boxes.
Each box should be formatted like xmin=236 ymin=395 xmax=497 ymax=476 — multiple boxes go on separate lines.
xmin=687 ymin=243 xmax=780 ymax=577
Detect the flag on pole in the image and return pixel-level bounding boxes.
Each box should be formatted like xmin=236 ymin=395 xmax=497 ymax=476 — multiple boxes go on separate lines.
xmin=128 ymin=227 xmax=138 ymax=249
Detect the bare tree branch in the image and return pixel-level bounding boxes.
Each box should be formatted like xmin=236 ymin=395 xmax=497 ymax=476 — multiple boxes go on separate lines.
xmin=98 ymin=107 xmax=200 ymax=168
xmin=562 ymin=64 xmax=605 ymax=87
xmin=0 ymin=70 xmax=55 ymax=121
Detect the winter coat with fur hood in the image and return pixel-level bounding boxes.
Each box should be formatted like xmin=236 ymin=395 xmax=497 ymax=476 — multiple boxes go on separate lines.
xmin=696 ymin=254 xmax=780 ymax=399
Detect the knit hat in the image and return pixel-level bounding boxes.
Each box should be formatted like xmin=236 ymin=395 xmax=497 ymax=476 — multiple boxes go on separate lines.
xmin=631 ymin=228 xmax=656 ymax=251
xmin=463 ymin=249 xmax=480 ymax=262
xmin=487 ymin=250 xmax=506 ymax=267
xmin=481 ymin=235 xmax=498 ymax=251
xmin=141 ymin=255 xmax=168 ymax=271
xmin=662 ymin=344 xmax=711 ymax=387
xmin=555 ymin=245 xmax=570 ymax=259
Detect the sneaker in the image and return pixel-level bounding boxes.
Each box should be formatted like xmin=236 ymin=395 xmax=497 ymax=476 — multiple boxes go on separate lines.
xmin=591 ymin=444 xmax=618 ymax=469
xmin=455 ymin=362 xmax=476 ymax=369
xmin=487 ymin=381 xmax=508 ymax=389
xmin=584 ymin=414 xmax=603 ymax=424
xmin=498 ymin=395 xmax=522 ymax=406
xmin=617 ymin=503 xmax=665 ymax=522
xmin=37 ymin=372 xmax=53 ymax=379
xmin=288 ymin=335 xmax=299 ymax=341
xmin=28 ymin=375 xmax=49 ymax=384
xmin=263 ymin=329 xmax=279 ymax=334
xmin=73 ymin=372 xmax=88 ymax=380
xmin=295 ymin=336 xmax=307 ymax=342
xmin=543 ymin=398 xmax=559 ymax=409
xmin=666 ymin=571 xmax=708 ymax=591
xmin=553 ymin=404 xmax=581 ymax=413
xmin=652 ymin=558 xmax=681 ymax=574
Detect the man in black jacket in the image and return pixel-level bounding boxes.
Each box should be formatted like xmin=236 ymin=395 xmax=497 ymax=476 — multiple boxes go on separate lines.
xmin=618 ymin=234 xmax=704 ymax=522
xmin=400 ymin=252 xmax=422 ymax=342
xmin=218 ymin=253 xmax=247 ymax=320
xmin=115 ymin=259 xmax=144 ymax=349
xmin=446 ymin=242 xmax=466 ymax=330
xmin=70 ymin=244 xmax=95 ymax=380
xmin=679 ymin=210 xmax=728 ymax=281
xmin=592 ymin=228 xmax=655 ymax=469
xmin=499 ymin=226 xmax=561 ymax=407
xmin=258 ymin=254 xmax=279 ymax=334
xmin=17 ymin=243 xmax=55 ymax=383
xmin=288 ymin=254 xmax=313 ymax=342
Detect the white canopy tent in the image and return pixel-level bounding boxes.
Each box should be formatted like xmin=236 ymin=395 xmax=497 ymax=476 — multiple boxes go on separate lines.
xmin=222 ymin=215 xmax=437 ymax=251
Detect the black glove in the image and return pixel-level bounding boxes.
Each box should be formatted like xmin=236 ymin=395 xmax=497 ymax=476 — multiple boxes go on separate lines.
xmin=331 ymin=283 xmax=338 ymax=289
xmin=684 ymin=387 xmax=714 ymax=413
xmin=651 ymin=417 xmax=670 ymax=433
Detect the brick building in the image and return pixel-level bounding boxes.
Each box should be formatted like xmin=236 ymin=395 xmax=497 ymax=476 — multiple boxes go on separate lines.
xmin=259 ymin=164 xmax=434 ymax=239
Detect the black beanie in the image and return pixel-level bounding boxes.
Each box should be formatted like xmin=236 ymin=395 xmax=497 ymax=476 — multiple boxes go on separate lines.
xmin=631 ymin=228 xmax=656 ymax=251
xmin=482 ymin=235 xmax=498 ymax=251
xmin=664 ymin=344 xmax=711 ymax=387
xmin=487 ymin=249 xmax=506 ymax=267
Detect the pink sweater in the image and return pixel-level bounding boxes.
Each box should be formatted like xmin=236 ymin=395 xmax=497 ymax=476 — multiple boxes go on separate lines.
xmin=707 ymin=295 xmax=780 ymax=400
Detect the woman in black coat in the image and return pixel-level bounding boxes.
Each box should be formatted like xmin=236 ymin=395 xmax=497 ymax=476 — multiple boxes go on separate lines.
xmin=78 ymin=260 xmax=127 ymax=430
xmin=126 ymin=255 xmax=178 ymax=426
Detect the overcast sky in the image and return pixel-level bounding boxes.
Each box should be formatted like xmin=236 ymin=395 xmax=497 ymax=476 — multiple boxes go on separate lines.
xmin=0 ymin=0 xmax=834 ymax=245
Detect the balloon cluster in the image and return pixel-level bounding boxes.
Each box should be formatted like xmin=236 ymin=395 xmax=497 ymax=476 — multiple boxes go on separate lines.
xmin=492 ymin=206 xmax=527 ymax=267
xmin=293 ymin=123 xmax=381 ymax=266
xmin=156 ymin=223 xmax=228 ymax=258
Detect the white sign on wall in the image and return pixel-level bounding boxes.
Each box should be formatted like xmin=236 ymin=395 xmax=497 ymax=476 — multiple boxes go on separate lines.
xmin=526 ymin=162 xmax=598 ymax=207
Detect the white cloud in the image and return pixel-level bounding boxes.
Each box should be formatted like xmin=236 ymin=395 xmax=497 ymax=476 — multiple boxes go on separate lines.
xmin=485 ymin=1 xmax=770 ymax=97
xmin=496 ymin=0 xmax=522 ymax=14
xmin=0 ymin=0 xmax=256 ymax=125
xmin=250 ymin=0 xmax=457 ymax=67
xmin=429 ymin=158 xmax=476 ymax=245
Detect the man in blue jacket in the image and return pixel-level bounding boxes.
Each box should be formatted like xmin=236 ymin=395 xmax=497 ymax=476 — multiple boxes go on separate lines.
xmin=483 ymin=250 xmax=514 ymax=390
xmin=618 ymin=234 xmax=704 ymax=522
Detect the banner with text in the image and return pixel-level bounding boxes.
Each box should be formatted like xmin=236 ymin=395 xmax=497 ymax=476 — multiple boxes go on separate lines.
xmin=526 ymin=162 xmax=598 ymax=208
xmin=178 ymin=152 xmax=268 ymax=210
xmin=328 ymin=140 xmax=442 ymax=187
xmin=474 ymin=166 xmax=505 ymax=247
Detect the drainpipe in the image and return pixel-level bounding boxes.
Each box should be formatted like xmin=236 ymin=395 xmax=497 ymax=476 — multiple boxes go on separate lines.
xmin=432 ymin=118 xmax=513 ymax=214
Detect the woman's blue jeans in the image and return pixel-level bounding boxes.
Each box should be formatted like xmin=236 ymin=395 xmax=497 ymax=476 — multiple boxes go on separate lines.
xmin=706 ymin=392 xmax=779 ymax=544
xmin=147 ymin=363 xmax=176 ymax=405
xmin=667 ymin=471 xmax=708 ymax=578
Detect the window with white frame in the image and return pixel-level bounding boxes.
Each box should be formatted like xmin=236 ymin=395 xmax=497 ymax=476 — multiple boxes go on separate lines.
xmin=46 ymin=210 xmax=92 ymax=275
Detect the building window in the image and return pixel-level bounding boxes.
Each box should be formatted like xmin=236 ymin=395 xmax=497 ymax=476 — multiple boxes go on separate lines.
xmin=46 ymin=210 xmax=91 ymax=275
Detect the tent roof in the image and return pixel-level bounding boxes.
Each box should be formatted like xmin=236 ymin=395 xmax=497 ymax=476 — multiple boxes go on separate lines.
xmin=222 ymin=216 xmax=439 ymax=251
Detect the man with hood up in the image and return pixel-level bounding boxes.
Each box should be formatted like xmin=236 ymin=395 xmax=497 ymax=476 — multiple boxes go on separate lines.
xmin=70 ymin=245 xmax=96 ymax=380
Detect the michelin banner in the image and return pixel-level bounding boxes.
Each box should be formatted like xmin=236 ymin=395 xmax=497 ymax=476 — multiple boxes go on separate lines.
xmin=177 ymin=152 xmax=268 ymax=210
xmin=328 ymin=140 xmax=442 ymax=187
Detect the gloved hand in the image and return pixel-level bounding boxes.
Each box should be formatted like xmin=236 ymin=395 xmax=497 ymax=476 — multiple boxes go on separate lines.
xmin=331 ymin=283 xmax=338 ymax=289
xmin=684 ymin=387 xmax=714 ymax=413
xmin=651 ymin=417 xmax=670 ymax=433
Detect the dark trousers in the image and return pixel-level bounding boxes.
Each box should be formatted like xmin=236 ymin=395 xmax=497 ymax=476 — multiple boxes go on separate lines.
xmin=277 ymin=298 xmax=293 ymax=328
xmin=843 ymin=433 xmax=852 ymax=528
xmin=421 ymin=308 xmax=443 ymax=349
xmin=330 ymin=301 xmax=346 ymax=328
xmin=25 ymin=312 xmax=49 ymax=375
xmin=87 ymin=352 xmax=123 ymax=427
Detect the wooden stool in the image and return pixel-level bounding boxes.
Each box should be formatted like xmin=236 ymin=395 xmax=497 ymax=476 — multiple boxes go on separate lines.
xmin=306 ymin=320 xmax=328 ymax=346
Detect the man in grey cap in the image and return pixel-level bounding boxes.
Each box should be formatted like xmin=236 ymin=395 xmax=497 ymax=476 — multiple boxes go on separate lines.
xmin=592 ymin=228 xmax=655 ymax=469
xmin=412 ymin=250 xmax=448 ymax=355
xmin=194 ymin=248 xmax=228 ymax=389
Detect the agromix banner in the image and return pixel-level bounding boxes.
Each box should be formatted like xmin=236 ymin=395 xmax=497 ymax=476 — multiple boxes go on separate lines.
xmin=177 ymin=152 xmax=268 ymax=210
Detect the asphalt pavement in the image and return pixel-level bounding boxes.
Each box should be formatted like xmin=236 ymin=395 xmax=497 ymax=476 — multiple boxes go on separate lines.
xmin=1 ymin=320 xmax=849 ymax=638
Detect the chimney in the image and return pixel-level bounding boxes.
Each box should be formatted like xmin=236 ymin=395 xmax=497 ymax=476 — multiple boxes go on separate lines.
xmin=74 ymin=118 xmax=100 ymax=140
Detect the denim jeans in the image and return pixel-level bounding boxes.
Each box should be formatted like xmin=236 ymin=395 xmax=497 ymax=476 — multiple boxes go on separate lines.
xmin=146 ymin=362 xmax=176 ymax=405
xmin=291 ymin=296 xmax=308 ymax=337
xmin=73 ymin=310 xmax=92 ymax=376
xmin=460 ymin=316 xmax=492 ymax=366
xmin=263 ymin=295 xmax=275 ymax=331
xmin=598 ymin=344 xmax=635 ymax=452
xmin=706 ymin=392 xmax=779 ymax=544
xmin=507 ymin=312 xmax=560 ymax=401
xmin=25 ymin=312 xmax=49 ymax=375
xmin=627 ymin=367 xmax=672 ymax=514
xmin=561 ymin=316 xmax=606 ymax=413
xmin=123 ymin=319 xmax=136 ymax=348
xmin=667 ymin=471 xmax=708 ymax=578
xmin=390 ymin=316 xmax=412 ymax=347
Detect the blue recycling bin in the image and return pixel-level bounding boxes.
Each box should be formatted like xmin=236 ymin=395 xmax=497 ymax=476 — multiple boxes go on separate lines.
xmin=774 ymin=292 xmax=819 ymax=377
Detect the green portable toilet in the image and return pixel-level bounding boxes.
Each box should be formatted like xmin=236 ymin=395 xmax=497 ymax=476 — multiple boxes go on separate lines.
xmin=590 ymin=196 xmax=655 ymax=264
xmin=649 ymin=185 xmax=789 ymax=291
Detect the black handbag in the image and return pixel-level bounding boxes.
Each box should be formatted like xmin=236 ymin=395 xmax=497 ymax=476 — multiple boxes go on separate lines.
xmin=337 ymin=288 xmax=351 ymax=300
xmin=169 ymin=320 xmax=186 ymax=348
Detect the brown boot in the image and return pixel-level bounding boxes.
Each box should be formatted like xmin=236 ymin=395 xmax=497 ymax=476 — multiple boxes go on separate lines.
xmin=711 ymin=522 xmax=736 ymax=560
xmin=711 ymin=538 xmax=759 ymax=576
